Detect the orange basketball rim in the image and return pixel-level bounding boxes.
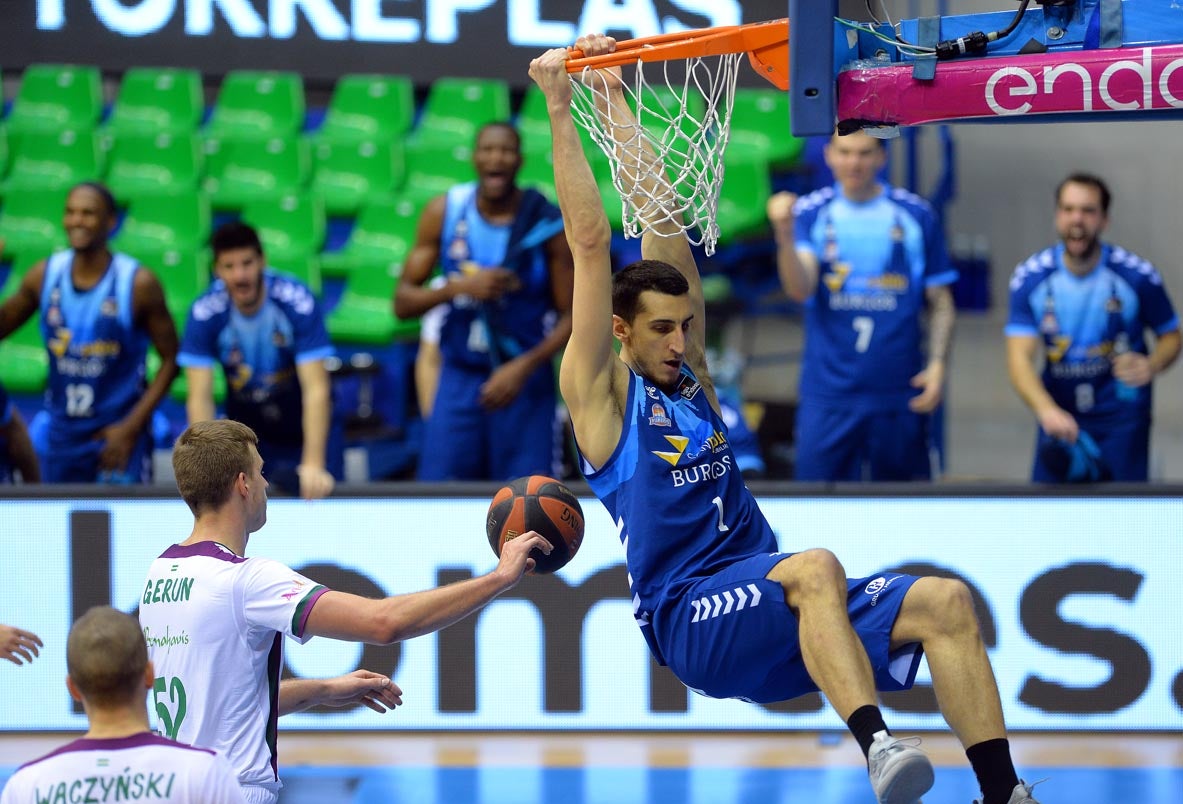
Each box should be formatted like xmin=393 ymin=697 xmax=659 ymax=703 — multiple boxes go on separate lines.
xmin=565 ymin=18 xmax=790 ymax=90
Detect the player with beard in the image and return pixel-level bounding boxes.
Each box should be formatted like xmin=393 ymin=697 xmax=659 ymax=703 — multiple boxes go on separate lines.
xmin=179 ymin=221 xmax=338 ymax=499
xmin=0 ymin=182 xmax=178 ymax=483
xmin=1007 ymin=173 xmax=1180 ymax=482
xmin=395 ymin=121 xmax=574 ymax=481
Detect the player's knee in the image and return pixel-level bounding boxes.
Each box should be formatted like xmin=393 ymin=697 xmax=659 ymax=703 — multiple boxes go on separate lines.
xmin=926 ymin=577 xmax=979 ymax=638
xmin=774 ymin=548 xmax=846 ymax=600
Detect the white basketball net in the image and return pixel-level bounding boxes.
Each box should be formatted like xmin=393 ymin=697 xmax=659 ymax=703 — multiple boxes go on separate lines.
xmin=568 ymin=52 xmax=744 ymax=256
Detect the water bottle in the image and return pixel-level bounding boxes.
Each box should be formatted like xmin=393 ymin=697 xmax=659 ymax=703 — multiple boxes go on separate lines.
xmin=1112 ymin=331 xmax=1138 ymax=402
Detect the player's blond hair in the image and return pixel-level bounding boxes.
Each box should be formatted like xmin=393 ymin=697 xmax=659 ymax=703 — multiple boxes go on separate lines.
xmin=173 ymin=419 xmax=259 ymax=515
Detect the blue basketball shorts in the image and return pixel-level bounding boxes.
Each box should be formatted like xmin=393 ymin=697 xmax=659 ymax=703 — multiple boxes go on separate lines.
xmin=40 ymin=428 xmax=153 ymax=484
xmin=418 ymin=362 xmax=558 ymax=481
xmin=653 ymin=552 xmax=924 ymax=704
xmin=795 ymin=400 xmax=932 ymax=482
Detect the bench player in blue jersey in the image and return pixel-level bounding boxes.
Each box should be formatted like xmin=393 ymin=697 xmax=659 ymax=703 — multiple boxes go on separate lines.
xmin=1007 ymin=173 xmax=1180 ymax=482
xmin=0 ymin=378 xmax=39 ymax=483
xmin=179 ymin=222 xmax=338 ymax=500
xmin=530 ymin=35 xmax=1042 ymax=804
xmin=767 ymin=132 xmax=957 ymax=482
xmin=395 ymin=122 xmax=574 ymax=481
xmin=0 ymin=183 xmax=179 ymax=483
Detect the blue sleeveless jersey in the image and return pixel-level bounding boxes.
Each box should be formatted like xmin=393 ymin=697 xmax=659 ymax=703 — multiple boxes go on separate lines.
xmin=40 ymin=251 xmax=148 ymax=448
xmin=437 ymin=183 xmax=564 ymax=371
xmin=793 ymin=184 xmax=956 ymax=408
xmin=1006 ymin=243 xmax=1178 ymax=419
xmin=179 ymin=270 xmax=334 ymax=447
xmin=579 ymin=366 xmax=779 ymax=642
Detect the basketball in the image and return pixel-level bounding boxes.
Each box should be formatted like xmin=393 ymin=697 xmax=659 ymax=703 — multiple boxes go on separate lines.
xmin=486 ymin=475 xmax=584 ymax=574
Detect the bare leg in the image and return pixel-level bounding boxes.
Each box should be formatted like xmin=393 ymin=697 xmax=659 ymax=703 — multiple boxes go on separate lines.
xmin=769 ymin=549 xmax=877 ymax=720
xmin=891 ymin=577 xmax=1006 ymax=747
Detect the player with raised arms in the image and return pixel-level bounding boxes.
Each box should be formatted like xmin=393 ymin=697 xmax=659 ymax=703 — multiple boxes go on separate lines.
xmin=528 ymin=32 xmax=1043 ymax=804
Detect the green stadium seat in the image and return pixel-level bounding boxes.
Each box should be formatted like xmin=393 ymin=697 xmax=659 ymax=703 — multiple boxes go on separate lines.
xmin=398 ymin=140 xmax=475 ymax=210
xmin=6 ymin=64 xmax=103 ymax=138
xmin=268 ymin=252 xmax=322 ymax=297
xmin=320 ymin=197 xmax=418 ymax=280
xmin=202 ymin=135 xmax=310 ymax=211
xmin=0 ymin=272 xmax=47 ymax=394
xmin=310 ymin=138 xmax=404 ymax=218
xmin=112 ymin=246 xmax=211 ymax=332
xmin=728 ymin=88 xmax=804 ymax=169
xmin=518 ymin=148 xmax=557 ymax=204
xmin=105 ymin=68 xmax=204 ymax=137
xmin=242 ymin=192 xmax=326 ymax=268
xmin=0 ymin=186 xmax=68 ymax=267
xmin=714 ymin=153 xmax=772 ymax=245
xmin=157 ymin=248 xmax=211 ymax=331
xmin=0 ymin=128 xmax=103 ymax=197
xmin=411 ymin=77 xmax=511 ymax=149
xmin=516 ymin=85 xmax=551 ymax=154
xmin=327 ymin=251 xmax=419 ymax=345
xmin=205 ymin=71 xmax=305 ymax=141
xmin=104 ymin=131 xmax=203 ymax=205
xmin=0 ymin=126 xmax=9 ymax=179
xmin=112 ymin=190 xmax=211 ymax=257
xmin=317 ymin=74 xmax=415 ymax=144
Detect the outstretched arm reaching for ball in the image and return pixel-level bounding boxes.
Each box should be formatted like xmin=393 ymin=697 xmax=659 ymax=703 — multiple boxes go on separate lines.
xmin=301 ymin=530 xmax=553 ymax=645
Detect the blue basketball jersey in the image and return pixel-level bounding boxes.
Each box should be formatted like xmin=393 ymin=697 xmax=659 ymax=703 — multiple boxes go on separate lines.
xmin=1006 ymin=243 xmax=1178 ymax=419
xmin=437 ymin=183 xmax=564 ymax=371
xmin=578 ymin=366 xmax=779 ymax=660
xmin=179 ymin=271 xmax=334 ymax=447
xmin=40 ymin=251 xmax=149 ymax=449
xmin=794 ymin=184 xmax=956 ymax=408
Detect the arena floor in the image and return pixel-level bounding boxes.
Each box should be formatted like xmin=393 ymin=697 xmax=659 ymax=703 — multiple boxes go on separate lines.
xmin=3 ymin=732 xmax=1180 ymax=802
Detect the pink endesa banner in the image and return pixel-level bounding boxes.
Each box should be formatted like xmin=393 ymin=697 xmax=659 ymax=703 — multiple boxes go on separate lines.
xmin=836 ymin=44 xmax=1183 ymax=127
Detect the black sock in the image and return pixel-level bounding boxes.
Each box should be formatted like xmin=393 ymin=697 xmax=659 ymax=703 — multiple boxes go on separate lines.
xmin=966 ymin=738 xmax=1020 ymax=804
xmin=846 ymin=704 xmax=889 ymax=760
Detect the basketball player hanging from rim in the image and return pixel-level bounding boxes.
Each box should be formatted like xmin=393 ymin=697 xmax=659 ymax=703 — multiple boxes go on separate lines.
xmin=529 ymin=33 xmax=1043 ymax=804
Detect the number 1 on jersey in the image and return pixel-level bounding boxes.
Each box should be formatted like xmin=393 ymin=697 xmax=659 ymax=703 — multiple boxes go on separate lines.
xmin=712 ymin=496 xmax=730 ymax=532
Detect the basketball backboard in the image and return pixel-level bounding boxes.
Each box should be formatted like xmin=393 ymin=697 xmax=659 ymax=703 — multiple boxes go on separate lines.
xmin=788 ymin=0 xmax=838 ymax=137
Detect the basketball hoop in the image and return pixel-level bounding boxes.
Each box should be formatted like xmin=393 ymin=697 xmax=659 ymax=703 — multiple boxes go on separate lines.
xmin=565 ymin=19 xmax=789 ymax=255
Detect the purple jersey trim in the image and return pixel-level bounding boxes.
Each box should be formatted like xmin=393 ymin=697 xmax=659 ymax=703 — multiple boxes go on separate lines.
xmin=160 ymin=541 xmax=248 ymax=564
xmin=293 ymin=585 xmax=329 ymax=638
xmin=18 ymin=733 xmax=214 ymax=771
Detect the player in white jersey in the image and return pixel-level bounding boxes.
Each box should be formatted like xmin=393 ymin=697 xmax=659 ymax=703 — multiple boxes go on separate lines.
xmin=1 ymin=606 xmax=245 ymax=804
xmin=140 ymin=419 xmax=551 ymax=804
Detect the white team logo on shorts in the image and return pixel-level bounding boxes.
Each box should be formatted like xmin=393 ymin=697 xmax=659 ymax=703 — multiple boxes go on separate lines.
xmin=865 ymin=577 xmax=886 ymax=595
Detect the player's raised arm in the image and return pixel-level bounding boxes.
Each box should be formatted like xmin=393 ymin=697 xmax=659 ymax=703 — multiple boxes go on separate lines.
xmin=571 ymin=35 xmax=706 ymax=375
xmin=529 ymin=47 xmax=622 ymax=444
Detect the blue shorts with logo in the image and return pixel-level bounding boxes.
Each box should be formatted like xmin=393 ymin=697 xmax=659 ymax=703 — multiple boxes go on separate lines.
xmin=652 ymin=552 xmax=924 ymax=703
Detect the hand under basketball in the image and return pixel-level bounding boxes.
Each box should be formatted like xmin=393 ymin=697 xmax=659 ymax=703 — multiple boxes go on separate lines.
xmin=494 ymin=529 xmax=553 ymax=582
